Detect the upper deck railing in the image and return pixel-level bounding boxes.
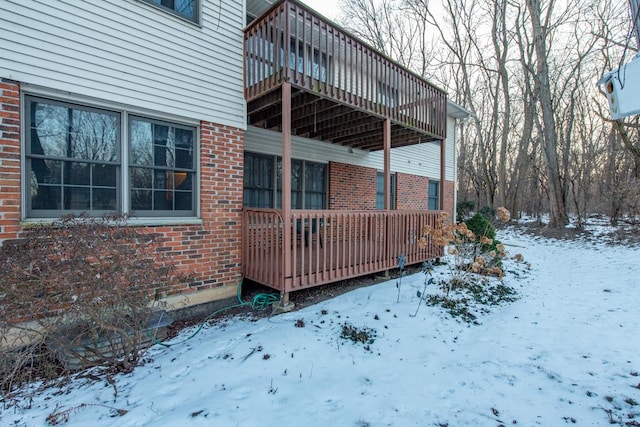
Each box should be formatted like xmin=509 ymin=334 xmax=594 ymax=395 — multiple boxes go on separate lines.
xmin=244 ymin=0 xmax=447 ymax=139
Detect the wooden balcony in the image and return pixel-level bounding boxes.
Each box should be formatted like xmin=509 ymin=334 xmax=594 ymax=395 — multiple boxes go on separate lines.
xmin=244 ymin=0 xmax=447 ymax=150
xmin=243 ymin=209 xmax=443 ymax=293
xmin=243 ymin=1 xmax=448 ymax=295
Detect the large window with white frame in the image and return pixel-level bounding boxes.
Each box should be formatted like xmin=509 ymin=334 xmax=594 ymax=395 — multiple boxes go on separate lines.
xmin=25 ymin=95 xmax=197 ymax=218
xmin=243 ymin=152 xmax=327 ymax=209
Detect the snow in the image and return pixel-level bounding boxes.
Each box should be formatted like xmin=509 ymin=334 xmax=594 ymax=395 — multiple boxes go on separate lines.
xmin=3 ymin=225 xmax=640 ymax=426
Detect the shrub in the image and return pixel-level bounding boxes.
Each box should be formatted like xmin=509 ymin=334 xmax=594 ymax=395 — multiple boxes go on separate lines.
xmin=416 ymin=208 xmax=515 ymax=323
xmin=464 ymin=213 xmax=502 ymax=260
xmin=419 ymin=208 xmax=511 ymax=281
xmin=465 ymin=213 xmax=496 ymax=241
xmin=478 ymin=206 xmax=496 ymax=219
xmin=0 ymin=214 xmax=188 ymax=402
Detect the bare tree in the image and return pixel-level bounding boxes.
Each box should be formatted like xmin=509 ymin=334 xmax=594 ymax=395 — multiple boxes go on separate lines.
xmin=525 ymin=0 xmax=570 ymax=226
xmin=337 ymin=0 xmax=637 ymax=223
xmin=338 ymin=0 xmax=434 ymax=73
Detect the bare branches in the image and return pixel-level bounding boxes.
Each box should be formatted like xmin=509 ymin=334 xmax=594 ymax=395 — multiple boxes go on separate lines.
xmin=337 ymin=0 xmax=638 ymax=222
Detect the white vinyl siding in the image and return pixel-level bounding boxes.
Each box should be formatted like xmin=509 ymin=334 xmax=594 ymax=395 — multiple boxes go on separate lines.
xmin=245 ymin=126 xmax=454 ymax=180
xmin=370 ymin=142 xmax=443 ymax=179
xmin=445 ymin=116 xmax=456 ymax=181
xmin=1 ymin=0 xmax=246 ymax=130
xmin=142 ymin=0 xmax=199 ymax=23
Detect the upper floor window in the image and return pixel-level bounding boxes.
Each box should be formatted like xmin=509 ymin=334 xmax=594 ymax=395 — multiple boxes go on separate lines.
xmin=142 ymin=0 xmax=199 ymax=23
xmin=25 ymin=95 xmax=197 ymax=218
xmin=428 ymin=180 xmax=440 ymax=210
xmin=376 ymin=172 xmax=396 ymax=209
xmin=245 ymin=34 xmax=332 ymax=88
xmin=377 ymin=81 xmax=398 ymax=108
xmin=289 ymin=38 xmax=330 ymax=83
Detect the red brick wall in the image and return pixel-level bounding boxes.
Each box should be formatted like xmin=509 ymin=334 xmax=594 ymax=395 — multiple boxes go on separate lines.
xmin=397 ymin=173 xmax=429 ymax=210
xmin=328 ymin=162 xmax=454 ymax=214
xmin=148 ymin=123 xmax=244 ymax=295
xmin=443 ymin=179 xmax=455 ymax=218
xmin=0 ymin=84 xmax=243 ymax=298
xmin=0 ymin=80 xmax=21 ymax=241
xmin=328 ymin=162 xmax=377 ymax=210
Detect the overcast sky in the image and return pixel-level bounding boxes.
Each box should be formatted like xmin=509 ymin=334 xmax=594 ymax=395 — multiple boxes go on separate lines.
xmin=301 ymin=0 xmax=341 ymax=20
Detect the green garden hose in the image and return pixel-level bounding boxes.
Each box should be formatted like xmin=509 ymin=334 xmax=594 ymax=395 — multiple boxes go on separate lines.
xmin=150 ymin=280 xmax=279 ymax=347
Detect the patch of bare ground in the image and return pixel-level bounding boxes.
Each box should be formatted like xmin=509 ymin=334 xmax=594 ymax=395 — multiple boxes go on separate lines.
xmin=600 ymin=224 xmax=640 ymax=246
xmin=502 ymin=219 xmax=640 ymax=246
xmin=248 ymin=264 xmax=423 ymax=312
xmin=165 ymin=264 xmax=420 ymax=339
xmin=505 ymin=222 xmax=593 ymax=241
xmin=287 ymin=264 xmax=424 ymax=310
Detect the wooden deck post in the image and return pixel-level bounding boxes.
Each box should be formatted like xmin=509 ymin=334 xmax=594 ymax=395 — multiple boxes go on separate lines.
xmin=282 ymin=82 xmax=293 ymax=302
xmin=439 ymin=138 xmax=445 ymax=213
xmin=383 ymin=118 xmax=391 ymax=278
xmin=383 ymin=118 xmax=391 ymax=210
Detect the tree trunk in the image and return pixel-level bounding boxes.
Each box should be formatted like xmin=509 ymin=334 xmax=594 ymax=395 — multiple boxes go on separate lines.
xmin=526 ymin=0 xmax=569 ymax=227
xmin=492 ymin=0 xmax=510 ymax=208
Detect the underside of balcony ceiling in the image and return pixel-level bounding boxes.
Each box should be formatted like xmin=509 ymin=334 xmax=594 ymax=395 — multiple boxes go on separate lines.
xmin=246 ymin=87 xmax=440 ymax=152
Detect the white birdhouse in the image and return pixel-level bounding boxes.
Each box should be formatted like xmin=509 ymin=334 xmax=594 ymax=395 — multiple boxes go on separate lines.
xmin=598 ymin=55 xmax=640 ymax=120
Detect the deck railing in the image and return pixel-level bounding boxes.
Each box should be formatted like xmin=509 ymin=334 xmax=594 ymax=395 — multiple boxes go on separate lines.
xmin=243 ymin=209 xmax=443 ymax=293
xmin=244 ymin=0 xmax=447 ymax=138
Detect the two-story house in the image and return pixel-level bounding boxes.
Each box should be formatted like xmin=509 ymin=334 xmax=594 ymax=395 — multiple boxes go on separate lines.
xmin=0 ymin=0 xmax=470 ymax=314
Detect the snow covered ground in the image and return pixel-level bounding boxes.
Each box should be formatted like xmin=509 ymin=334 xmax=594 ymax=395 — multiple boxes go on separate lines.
xmin=3 ymin=224 xmax=640 ymax=426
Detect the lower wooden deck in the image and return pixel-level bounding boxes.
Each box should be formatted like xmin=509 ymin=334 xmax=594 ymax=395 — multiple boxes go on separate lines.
xmin=243 ymin=209 xmax=443 ymax=293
